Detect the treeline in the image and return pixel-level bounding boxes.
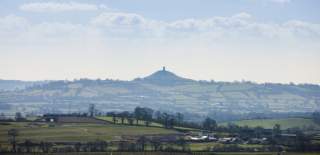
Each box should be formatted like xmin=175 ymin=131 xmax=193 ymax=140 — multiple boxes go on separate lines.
xmin=312 ymin=111 xmax=320 ymax=124
xmin=104 ymin=106 xmax=217 ymax=131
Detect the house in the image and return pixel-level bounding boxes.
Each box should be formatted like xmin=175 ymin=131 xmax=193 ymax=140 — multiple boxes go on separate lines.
xmin=186 ymin=133 xmax=217 ymax=142
xmin=248 ymin=137 xmax=268 ymax=144
xmin=218 ymin=137 xmax=241 ymax=144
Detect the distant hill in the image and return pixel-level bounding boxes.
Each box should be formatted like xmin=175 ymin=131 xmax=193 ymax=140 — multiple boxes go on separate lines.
xmin=136 ymin=67 xmax=194 ymax=85
xmin=0 ymin=80 xmax=47 ymax=91
xmin=0 ymin=68 xmax=319 ymax=117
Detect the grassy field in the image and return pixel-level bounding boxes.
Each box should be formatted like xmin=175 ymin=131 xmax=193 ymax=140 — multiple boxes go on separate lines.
xmin=1 ymin=119 xmax=319 ymax=153
xmin=97 ymin=116 xmax=198 ymax=132
xmin=189 ymin=142 xmax=267 ymax=151
xmin=0 ymin=122 xmax=178 ymax=145
xmin=214 ymin=153 xmax=320 ymax=155
xmin=219 ymin=118 xmax=320 ymax=130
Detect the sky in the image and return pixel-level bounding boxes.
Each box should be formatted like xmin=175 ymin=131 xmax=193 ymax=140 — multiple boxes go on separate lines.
xmin=0 ymin=0 xmax=319 ymax=84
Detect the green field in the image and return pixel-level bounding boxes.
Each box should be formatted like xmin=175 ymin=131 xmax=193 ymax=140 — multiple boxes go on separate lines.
xmin=97 ymin=116 xmax=163 ymax=127
xmin=0 ymin=122 xmax=178 ymax=145
xmin=214 ymin=153 xmax=320 ymax=155
xmin=1 ymin=121 xmax=320 ymax=154
xmin=97 ymin=116 xmax=198 ymax=132
xmin=220 ymin=118 xmax=320 ymax=130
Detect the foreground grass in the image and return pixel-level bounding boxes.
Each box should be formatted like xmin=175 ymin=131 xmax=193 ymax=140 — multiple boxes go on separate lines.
xmin=189 ymin=142 xmax=267 ymax=151
xmin=219 ymin=118 xmax=320 ymax=130
xmin=215 ymin=153 xmax=320 ymax=155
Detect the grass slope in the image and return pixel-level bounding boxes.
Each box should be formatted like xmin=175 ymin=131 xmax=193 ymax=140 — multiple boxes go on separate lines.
xmin=97 ymin=116 xmax=199 ymax=131
xmin=220 ymin=118 xmax=320 ymax=130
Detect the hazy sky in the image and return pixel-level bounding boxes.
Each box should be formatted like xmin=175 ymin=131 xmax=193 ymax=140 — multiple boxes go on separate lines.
xmin=0 ymin=0 xmax=319 ymax=84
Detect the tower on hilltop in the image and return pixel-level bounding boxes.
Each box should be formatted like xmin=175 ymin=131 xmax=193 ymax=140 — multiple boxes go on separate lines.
xmin=162 ymin=66 xmax=166 ymax=71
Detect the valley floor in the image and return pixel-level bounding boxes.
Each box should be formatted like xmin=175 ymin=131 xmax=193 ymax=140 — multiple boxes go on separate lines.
xmin=1 ymin=119 xmax=320 ymax=154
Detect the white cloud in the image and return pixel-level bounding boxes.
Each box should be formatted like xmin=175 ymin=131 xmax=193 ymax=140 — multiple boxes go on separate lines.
xmin=0 ymin=12 xmax=319 ymax=83
xmin=232 ymin=12 xmax=252 ymax=19
xmin=19 ymin=2 xmax=105 ymax=12
xmin=91 ymin=12 xmax=146 ymax=27
xmin=90 ymin=12 xmax=167 ymax=37
xmin=284 ymin=20 xmax=320 ymax=37
xmin=1 ymin=12 xmax=320 ymax=42
xmin=0 ymin=15 xmax=30 ymax=37
xmin=184 ymin=13 xmax=251 ymax=30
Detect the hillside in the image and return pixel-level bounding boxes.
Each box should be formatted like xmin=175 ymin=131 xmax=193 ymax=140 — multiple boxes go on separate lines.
xmin=0 ymin=68 xmax=319 ymax=117
xmin=0 ymin=80 xmax=47 ymax=91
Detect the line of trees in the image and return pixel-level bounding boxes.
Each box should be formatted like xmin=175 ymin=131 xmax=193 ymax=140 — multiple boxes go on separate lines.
xmin=312 ymin=111 xmax=320 ymax=124
xmin=8 ymin=129 xmax=18 ymax=152
xmin=105 ymin=106 xmax=217 ymax=131
xmin=2 ymin=136 xmax=191 ymax=153
xmin=107 ymin=107 xmax=180 ymax=128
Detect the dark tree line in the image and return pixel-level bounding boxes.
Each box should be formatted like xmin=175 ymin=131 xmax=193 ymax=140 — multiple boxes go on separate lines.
xmin=202 ymin=117 xmax=217 ymax=132
xmin=312 ymin=111 xmax=320 ymax=124
xmin=107 ymin=107 xmax=154 ymax=126
xmin=104 ymin=106 xmax=219 ymax=131
xmin=8 ymin=129 xmax=18 ymax=152
xmin=2 ymin=136 xmax=191 ymax=153
xmin=106 ymin=107 xmax=182 ymax=128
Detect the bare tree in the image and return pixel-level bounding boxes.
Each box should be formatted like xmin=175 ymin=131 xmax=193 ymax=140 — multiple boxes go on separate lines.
xmin=74 ymin=142 xmax=81 ymax=152
xmin=150 ymin=139 xmax=161 ymax=151
xmin=137 ymin=136 xmax=148 ymax=151
xmin=119 ymin=111 xmax=130 ymax=124
xmin=202 ymin=117 xmax=217 ymax=132
xmin=176 ymin=137 xmax=189 ymax=152
xmin=88 ymin=104 xmax=95 ymax=117
xmin=23 ymin=139 xmax=32 ymax=153
xmin=8 ymin=129 xmax=18 ymax=152
xmin=15 ymin=112 xmax=23 ymax=121
xmin=40 ymin=141 xmax=52 ymax=153
xmin=112 ymin=113 xmax=117 ymax=124
xmin=118 ymin=141 xmax=130 ymax=151
xmin=127 ymin=117 xmax=134 ymax=125
xmin=0 ymin=113 xmax=6 ymax=120
xmin=134 ymin=107 xmax=143 ymax=125
xmin=176 ymin=112 xmax=184 ymax=126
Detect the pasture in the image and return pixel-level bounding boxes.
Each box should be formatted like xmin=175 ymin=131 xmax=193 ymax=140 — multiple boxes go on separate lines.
xmin=219 ymin=118 xmax=320 ymax=130
xmin=0 ymin=122 xmax=177 ymax=145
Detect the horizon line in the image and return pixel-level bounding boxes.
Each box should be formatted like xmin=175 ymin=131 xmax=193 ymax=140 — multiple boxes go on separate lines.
xmin=1 ymin=67 xmax=319 ymax=85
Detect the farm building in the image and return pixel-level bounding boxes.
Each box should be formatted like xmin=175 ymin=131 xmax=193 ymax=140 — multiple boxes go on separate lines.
xmin=42 ymin=114 xmax=109 ymax=124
